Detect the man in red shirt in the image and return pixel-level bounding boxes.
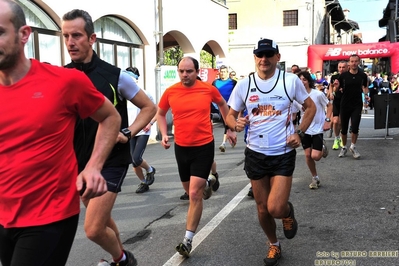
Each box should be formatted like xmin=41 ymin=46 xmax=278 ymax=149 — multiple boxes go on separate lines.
xmin=0 ymin=1 xmax=121 ymax=265
xmin=157 ymin=57 xmax=236 ymax=258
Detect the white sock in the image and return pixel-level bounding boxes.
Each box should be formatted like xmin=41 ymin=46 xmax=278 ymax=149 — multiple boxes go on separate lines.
xmin=114 ymin=252 xmax=126 ymax=263
xmin=147 ymin=166 xmax=153 ymax=173
xmin=185 ymin=230 xmax=195 ymax=239
xmin=270 ymin=241 xmax=280 ymax=246
xmin=350 ymin=143 xmax=355 ymax=148
xmin=313 ymin=175 xmax=319 ymax=180
xmin=185 ymin=230 xmax=195 ymax=241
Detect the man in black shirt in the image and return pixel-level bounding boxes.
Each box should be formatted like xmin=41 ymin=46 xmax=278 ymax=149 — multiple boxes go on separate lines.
xmin=329 ymin=61 xmax=348 ymax=150
xmin=62 ymin=9 xmax=156 ymax=266
xmin=333 ymin=54 xmax=368 ymax=159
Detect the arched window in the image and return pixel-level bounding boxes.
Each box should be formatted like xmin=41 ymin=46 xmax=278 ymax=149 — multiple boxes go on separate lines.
xmin=16 ymin=0 xmax=62 ymax=65
xmin=94 ymin=16 xmax=144 ymax=71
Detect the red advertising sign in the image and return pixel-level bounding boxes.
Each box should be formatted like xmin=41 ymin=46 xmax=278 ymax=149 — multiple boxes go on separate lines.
xmin=308 ymin=42 xmax=399 ymax=73
xmin=199 ymin=68 xmax=219 ymax=84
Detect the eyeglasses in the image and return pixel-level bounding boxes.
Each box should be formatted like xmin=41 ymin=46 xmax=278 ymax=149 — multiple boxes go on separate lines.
xmin=255 ymin=51 xmax=276 ymax=58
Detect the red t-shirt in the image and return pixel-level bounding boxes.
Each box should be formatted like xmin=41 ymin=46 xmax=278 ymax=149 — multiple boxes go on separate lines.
xmin=158 ymin=80 xmax=222 ymax=146
xmin=0 ymin=59 xmax=105 ymax=228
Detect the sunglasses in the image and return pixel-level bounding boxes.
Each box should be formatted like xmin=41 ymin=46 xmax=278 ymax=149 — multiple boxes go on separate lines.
xmin=255 ymin=51 xmax=276 ymax=58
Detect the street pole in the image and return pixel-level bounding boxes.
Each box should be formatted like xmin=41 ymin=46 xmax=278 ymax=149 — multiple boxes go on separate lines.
xmin=155 ymin=0 xmax=164 ymax=140
xmin=158 ymin=0 xmax=164 ymax=66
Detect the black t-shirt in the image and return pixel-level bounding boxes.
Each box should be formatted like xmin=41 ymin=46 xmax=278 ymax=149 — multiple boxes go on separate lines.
xmin=338 ymin=71 xmax=368 ymax=107
xmin=331 ymin=73 xmax=343 ymax=100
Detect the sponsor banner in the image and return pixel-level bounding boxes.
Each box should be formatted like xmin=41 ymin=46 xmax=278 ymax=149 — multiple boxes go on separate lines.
xmin=307 ymin=42 xmax=399 ymax=74
xmin=199 ymin=68 xmax=219 ymax=83
xmin=160 ymin=66 xmax=218 ymax=93
xmin=324 ymin=47 xmax=390 ymax=57
xmin=160 ymin=66 xmax=179 ymax=94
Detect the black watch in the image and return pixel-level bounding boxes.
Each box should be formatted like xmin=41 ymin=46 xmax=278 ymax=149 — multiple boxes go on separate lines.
xmin=325 ymin=118 xmax=331 ymax=122
xmin=296 ymin=129 xmax=305 ymax=139
xmin=121 ymin=128 xmax=131 ymax=140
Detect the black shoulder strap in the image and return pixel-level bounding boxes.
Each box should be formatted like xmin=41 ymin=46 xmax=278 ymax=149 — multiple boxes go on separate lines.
xmin=244 ymin=73 xmax=255 ymax=103
xmin=282 ymin=70 xmax=293 ymax=103
xmin=245 ymin=71 xmax=292 ymax=103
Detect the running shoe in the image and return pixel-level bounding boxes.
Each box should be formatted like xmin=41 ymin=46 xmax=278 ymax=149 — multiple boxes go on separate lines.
xmin=332 ymin=138 xmax=341 ymax=150
xmin=211 ymin=172 xmax=220 ymax=192
xmin=349 ymin=146 xmax=361 ymax=159
xmin=263 ymin=243 xmax=281 ymax=266
xmin=145 ymin=167 xmax=156 ymax=185
xmin=219 ymin=143 xmax=226 ymax=152
xmin=135 ymin=182 xmax=149 ymax=193
xmin=180 ymin=192 xmax=189 ymax=200
xmin=247 ymin=187 xmax=254 ymax=198
xmin=97 ymin=260 xmax=110 ymax=266
xmin=109 ymin=250 xmax=137 ymax=266
xmin=203 ymin=175 xmax=216 ymax=200
xmin=175 ymin=239 xmax=192 ymax=258
xmin=282 ymin=202 xmax=298 ymax=239
xmin=338 ymin=147 xmax=347 ymax=158
xmin=309 ymin=177 xmax=320 ymax=189
xmin=322 ymin=140 xmax=328 ymax=158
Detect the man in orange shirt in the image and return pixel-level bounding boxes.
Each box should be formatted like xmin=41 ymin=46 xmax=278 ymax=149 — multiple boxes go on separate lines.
xmin=157 ymin=57 xmax=236 ymax=258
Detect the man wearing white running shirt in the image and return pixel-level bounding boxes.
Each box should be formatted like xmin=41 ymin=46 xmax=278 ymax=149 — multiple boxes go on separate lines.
xmin=225 ymin=38 xmax=316 ymax=266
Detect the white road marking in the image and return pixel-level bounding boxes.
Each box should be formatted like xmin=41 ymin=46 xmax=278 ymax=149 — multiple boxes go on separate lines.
xmin=163 ymin=183 xmax=251 ymax=266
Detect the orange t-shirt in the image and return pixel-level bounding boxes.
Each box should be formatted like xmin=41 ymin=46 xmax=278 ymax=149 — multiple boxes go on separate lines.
xmin=159 ymin=80 xmax=223 ymax=146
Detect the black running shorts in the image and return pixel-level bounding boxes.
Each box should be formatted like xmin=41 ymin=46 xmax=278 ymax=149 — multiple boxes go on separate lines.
xmin=0 ymin=214 xmax=79 ymax=266
xmin=301 ymin=133 xmax=323 ymax=151
xmin=174 ymin=140 xmax=214 ymax=182
xmin=102 ymin=166 xmax=129 ymax=193
xmin=244 ymin=148 xmax=296 ymax=180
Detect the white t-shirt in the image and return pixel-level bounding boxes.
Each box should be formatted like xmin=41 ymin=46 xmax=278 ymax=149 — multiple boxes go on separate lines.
xmin=127 ymin=89 xmax=155 ymax=136
xmin=118 ymin=70 xmax=141 ymax=101
xmin=301 ymin=89 xmax=328 ymax=135
xmin=228 ymin=69 xmax=309 ymax=156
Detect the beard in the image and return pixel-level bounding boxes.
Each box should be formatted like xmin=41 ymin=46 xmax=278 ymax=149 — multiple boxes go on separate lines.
xmin=0 ymin=36 xmax=21 ymax=70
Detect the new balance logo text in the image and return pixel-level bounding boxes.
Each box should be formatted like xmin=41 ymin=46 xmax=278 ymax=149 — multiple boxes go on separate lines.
xmin=325 ymin=48 xmax=342 ymax=57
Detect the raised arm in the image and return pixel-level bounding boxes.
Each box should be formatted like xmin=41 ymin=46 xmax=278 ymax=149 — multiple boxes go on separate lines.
xmin=78 ymin=97 xmax=121 ymax=200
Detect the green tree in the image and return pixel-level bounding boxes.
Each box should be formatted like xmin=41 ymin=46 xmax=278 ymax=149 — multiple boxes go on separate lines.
xmin=163 ymin=46 xmax=183 ymax=66
xmin=163 ymin=46 xmax=215 ymax=68
xmin=200 ymin=50 xmax=214 ymax=68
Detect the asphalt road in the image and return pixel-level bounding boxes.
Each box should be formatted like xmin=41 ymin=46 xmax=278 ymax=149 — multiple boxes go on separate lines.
xmin=14 ymin=109 xmax=399 ymax=266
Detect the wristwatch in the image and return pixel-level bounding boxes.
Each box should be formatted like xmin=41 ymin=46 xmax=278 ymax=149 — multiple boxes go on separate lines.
xmin=121 ymin=128 xmax=131 ymax=140
xmin=296 ymin=129 xmax=305 ymax=139
xmin=325 ymin=118 xmax=331 ymax=122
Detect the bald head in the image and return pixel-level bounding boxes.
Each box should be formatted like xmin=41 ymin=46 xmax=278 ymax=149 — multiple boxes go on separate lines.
xmin=0 ymin=0 xmax=26 ymax=32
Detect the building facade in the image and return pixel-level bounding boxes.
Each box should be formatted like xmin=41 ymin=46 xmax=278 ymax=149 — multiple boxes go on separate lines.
xmin=225 ymin=0 xmax=358 ymax=76
xmin=226 ymin=0 xmax=325 ymax=75
xmin=18 ymin=0 xmax=230 ymax=103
